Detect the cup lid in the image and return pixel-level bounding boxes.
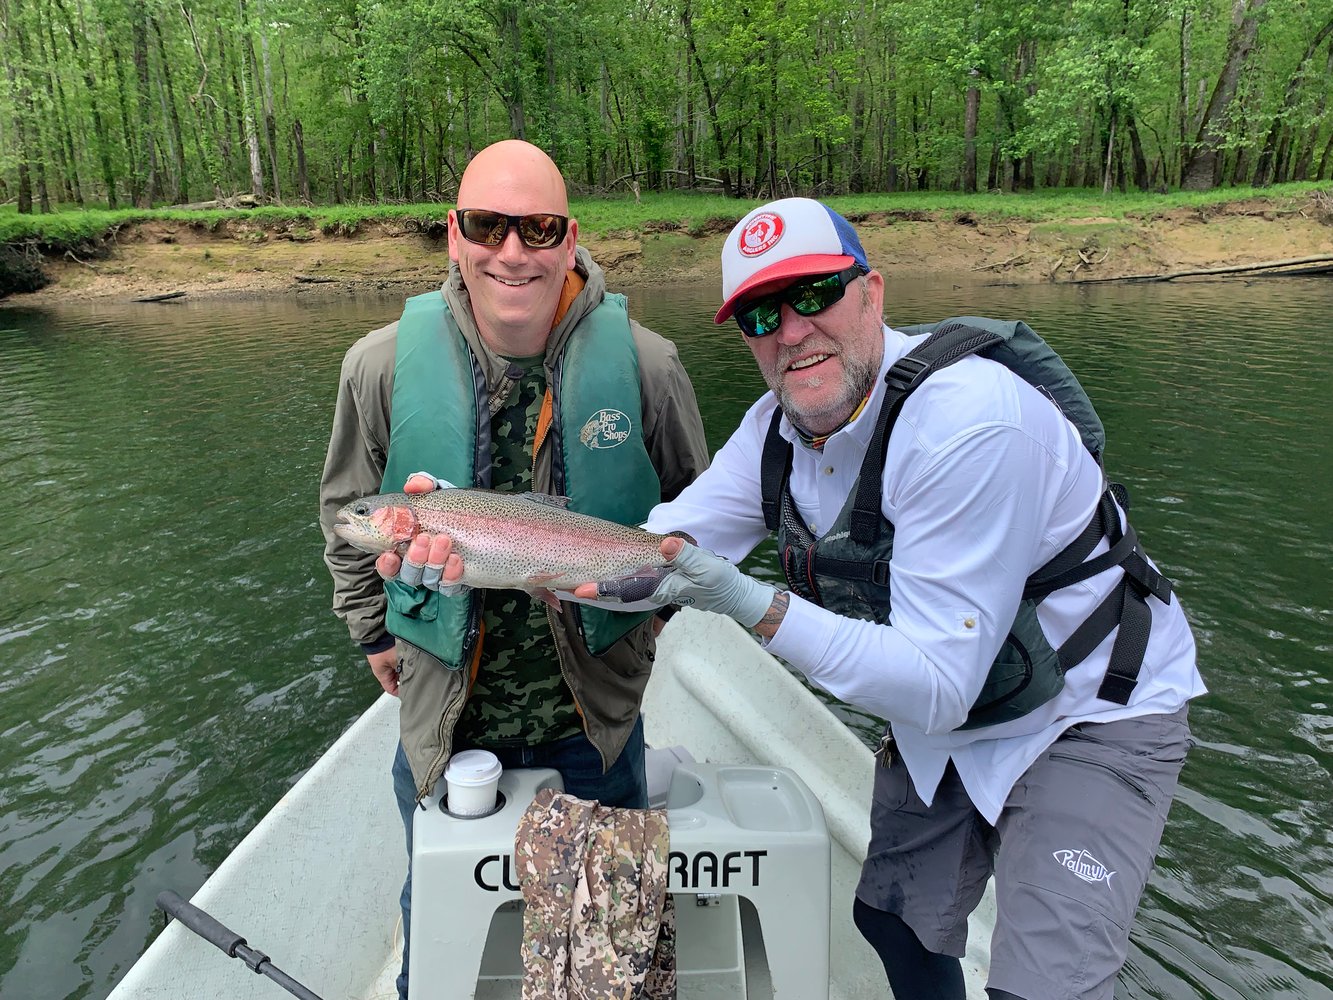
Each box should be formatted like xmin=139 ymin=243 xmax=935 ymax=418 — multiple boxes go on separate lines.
xmin=445 ymin=749 xmax=502 ymax=785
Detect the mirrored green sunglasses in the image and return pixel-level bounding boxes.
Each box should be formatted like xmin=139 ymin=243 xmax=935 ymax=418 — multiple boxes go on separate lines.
xmin=734 ymin=265 xmax=868 ymax=337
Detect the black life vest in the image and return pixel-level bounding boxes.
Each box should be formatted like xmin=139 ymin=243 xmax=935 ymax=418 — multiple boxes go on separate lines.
xmin=761 ymin=318 xmax=1174 ymax=730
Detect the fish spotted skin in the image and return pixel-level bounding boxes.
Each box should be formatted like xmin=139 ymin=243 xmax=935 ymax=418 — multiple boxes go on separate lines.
xmin=334 ymin=488 xmax=671 ymax=594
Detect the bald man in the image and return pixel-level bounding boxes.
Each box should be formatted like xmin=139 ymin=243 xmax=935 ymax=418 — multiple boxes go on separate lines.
xmin=318 ymin=140 xmax=709 ymax=999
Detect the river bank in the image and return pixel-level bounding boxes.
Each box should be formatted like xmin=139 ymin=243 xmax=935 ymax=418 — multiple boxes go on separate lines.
xmin=7 ymin=192 xmax=1332 ymax=305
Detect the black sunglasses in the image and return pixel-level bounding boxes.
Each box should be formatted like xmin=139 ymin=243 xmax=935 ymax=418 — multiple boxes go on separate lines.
xmin=455 ymin=209 xmax=570 ymax=250
xmin=734 ymin=265 xmax=868 ymax=337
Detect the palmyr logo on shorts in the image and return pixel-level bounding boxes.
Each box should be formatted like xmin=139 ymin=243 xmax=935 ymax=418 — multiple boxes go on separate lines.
xmin=579 ymin=408 xmax=632 ymax=450
xmin=1052 ymin=848 xmax=1115 ymax=885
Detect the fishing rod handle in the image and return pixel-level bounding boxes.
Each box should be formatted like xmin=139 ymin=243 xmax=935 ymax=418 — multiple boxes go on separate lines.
xmin=155 ymin=890 xmax=248 ymax=957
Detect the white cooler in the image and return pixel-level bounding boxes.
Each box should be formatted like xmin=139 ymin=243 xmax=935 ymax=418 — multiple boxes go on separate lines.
xmin=408 ymin=759 xmax=831 ymax=999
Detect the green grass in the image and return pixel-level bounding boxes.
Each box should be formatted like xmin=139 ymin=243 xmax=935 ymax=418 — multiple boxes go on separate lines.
xmin=2 ymin=181 xmax=1328 ymax=250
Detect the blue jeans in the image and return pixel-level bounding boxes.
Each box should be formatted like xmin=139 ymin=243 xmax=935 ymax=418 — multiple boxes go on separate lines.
xmin=392 ymin=716 xmax=648 ymax=999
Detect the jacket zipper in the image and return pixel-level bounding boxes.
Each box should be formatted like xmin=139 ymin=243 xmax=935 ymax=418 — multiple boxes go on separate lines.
xmin=417 ymin=610 xmax=481 ymax=804
xmin=423 ymin=688 xmax=471 ymax=805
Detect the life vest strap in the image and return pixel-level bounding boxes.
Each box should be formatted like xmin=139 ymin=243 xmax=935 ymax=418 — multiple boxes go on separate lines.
xmin=760 ymin=408 xmax=792 ymax=532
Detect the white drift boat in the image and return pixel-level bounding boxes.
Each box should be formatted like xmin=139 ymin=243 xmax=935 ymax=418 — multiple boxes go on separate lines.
xmin=107 ymin=611 xmax=994 ymax=999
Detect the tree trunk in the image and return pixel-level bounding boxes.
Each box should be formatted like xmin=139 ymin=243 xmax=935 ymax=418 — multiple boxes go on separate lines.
xmin=1102 ymin=112 xmax=1117 ymax=195
xmin=418 ymin=116 xmax=427 ymax=200
xmin=293 ymin=118 xmax=311 ymax=201
xmin=1126 ymin=111 xmax=1149 ymax=190
xmin=1177 ymin=7 xmax=1192 ymax=185
xmin=884 ymin=51 xmax=898 ymax=192
xmin=131 ymin=1 xmax=159 ymax=205
xmin=1 ymin=6 xmax=35 ymax=213
xmin=544 ymin=29 xmax=558 ymax=163
xmin=1020 ymin=40 xmax=1037 ymax=191
xmin=1292 ymin=43 xmax=1333 ymax=179
xmin=36 ymin=8 xmax=80 ymax=206
xmin=1252 ymin=16 xmax=1333 ymax=186
xmin=180 ymin=3 xmax=222 ymax=199
xmin=53 ymin=0 xmax=116 ymax=208
xmin=599 ymin=62 xmax=611 ymax=188
xmin=10 ymin=4 xmax=49 ymax=212
xmin=1318 ymin=127 xmax=1333 ymax=180
xmin=110 ymin=44 xmax=141 ymax=205
xmin=236 ymin=1 xmax=265 ymax=199
xmin=498 ymin=2 xmax=526 ymax=140
xmin=152 ymin=17 xmax=189 ymax=203
xmin=684 ymin=51 xmax=696 ymax=188
xmin=1182 ymin=0 xmax=1267 ymax=191
xmin=963 ymin=69 xmax=980 ymax=193
xmin=848 ymin=0 xmax=870 ymax=192
xmin=255 ymin=3 xmax=281 ymax=202
xmin=681 ymin=0 xmax=734 ymax=196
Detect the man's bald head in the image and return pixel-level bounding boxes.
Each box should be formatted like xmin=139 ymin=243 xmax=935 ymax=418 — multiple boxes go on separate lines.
xmin=457 ymin=140 xmax=569 ymax=215
xmin=447 ymin=140 xmax=578 ymax=357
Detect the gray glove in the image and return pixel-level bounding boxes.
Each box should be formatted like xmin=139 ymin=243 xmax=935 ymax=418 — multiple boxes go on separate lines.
xmin=397 ymin=557 xmax=467 ymax=597
xmin=649 ymin=543 xmax=776 ymax=628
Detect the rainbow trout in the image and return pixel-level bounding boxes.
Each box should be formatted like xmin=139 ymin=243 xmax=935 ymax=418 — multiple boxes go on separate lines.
xmin=333 ymin=488 xmax=672 ymax=601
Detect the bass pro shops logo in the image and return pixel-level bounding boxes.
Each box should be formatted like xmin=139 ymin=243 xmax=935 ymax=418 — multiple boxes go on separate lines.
xmin=1052 ymin=848 xmax=1116 ymax=886
xmin=579 ymin=408 xmax=632 ymax=450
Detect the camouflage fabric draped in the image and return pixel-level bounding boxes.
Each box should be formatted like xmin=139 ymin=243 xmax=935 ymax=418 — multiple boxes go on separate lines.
xmin=515 ymin=788 xmax=676 ymax=999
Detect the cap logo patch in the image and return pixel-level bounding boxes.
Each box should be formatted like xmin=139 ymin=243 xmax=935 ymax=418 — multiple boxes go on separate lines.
xmin=739 ymin=212 xmax=783 ymax=257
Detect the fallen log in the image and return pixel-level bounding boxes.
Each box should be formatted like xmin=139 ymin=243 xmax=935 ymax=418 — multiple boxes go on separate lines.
xmin=1071 ymin=254 xmax=1333 ymax=284
xmin=972 ymin=253 xmax=1028 ymax=272
xmin=294 ymin=274 xmax=337 ymax=284
xmin=133 ymin=291 xmax=186 ymax=302
xmin=163 ymin=194 xmax=261 ymax=211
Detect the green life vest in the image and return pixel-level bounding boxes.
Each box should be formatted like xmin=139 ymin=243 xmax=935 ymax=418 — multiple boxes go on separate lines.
xmin=381 ymin=289 xmax=661 ymax=668
xmin=762 ymin=317 xmax=1173 ymax=730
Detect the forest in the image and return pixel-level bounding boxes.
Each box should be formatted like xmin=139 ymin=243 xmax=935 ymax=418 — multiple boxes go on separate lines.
xmin=1 ymin=0 xmax=1331 ymax=214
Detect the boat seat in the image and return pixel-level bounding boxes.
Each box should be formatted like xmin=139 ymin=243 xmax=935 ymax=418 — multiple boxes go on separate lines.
xmin=409 ymin=762 xmax=831 ymax=999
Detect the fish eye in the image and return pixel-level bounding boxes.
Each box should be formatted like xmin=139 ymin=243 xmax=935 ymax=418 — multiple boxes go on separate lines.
xmin=353 ymin=502 xmax=370 ymax=515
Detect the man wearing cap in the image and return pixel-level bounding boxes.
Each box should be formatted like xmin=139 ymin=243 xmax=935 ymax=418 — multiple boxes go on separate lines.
xmin=577 ymin=198 xmax=1205 ymax=1000
xmin=318 ymin=139 xmax=708 ymax=999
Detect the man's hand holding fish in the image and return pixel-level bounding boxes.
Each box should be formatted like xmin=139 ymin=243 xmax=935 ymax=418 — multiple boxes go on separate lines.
xmin=371 ymin=473 xmax=464 ymax=592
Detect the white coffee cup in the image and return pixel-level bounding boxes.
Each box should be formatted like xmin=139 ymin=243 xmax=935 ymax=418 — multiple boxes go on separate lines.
xmin=444 ymin=750 xmax=502 ymax=817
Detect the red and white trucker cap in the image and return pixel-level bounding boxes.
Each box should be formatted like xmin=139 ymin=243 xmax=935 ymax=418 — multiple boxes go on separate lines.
xmin=715 ymin=197 xmax=870 ymax=323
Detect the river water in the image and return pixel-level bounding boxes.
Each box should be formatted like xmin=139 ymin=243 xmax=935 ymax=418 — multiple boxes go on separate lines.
xmin=1 ymin=275 xmax=1329 ymax=1000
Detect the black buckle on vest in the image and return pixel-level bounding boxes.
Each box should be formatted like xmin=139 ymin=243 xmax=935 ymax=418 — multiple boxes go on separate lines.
xmin=884 ymin=356 xmax=932 ymax=395
xmin=871 ymin=560 xmax=891 ymax=588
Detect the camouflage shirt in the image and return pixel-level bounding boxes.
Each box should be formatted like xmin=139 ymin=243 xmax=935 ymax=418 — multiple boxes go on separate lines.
xmin=453 ymin=355 xmax=584 ymax=748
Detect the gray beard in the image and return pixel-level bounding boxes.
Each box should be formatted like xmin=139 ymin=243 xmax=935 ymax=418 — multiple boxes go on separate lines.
xmin=777 ymin=353 xmax=879 ymax=438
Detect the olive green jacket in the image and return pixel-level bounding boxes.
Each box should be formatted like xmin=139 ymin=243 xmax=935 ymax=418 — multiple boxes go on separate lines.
xmin=318 ymin=248 xmax=710 ymax=796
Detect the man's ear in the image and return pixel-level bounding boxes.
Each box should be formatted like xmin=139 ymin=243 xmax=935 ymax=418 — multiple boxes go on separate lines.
xmin=864 ymin=269 xmax=885 ymax=317
xmin=447 ymin=210 xmax=461 ymax=264
xmin=565 ymin=218 xmax=579 ymax=270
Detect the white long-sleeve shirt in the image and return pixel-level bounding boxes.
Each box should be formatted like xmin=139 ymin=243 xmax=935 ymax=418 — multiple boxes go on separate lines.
xmin=644 ymin=325 xmax=1204 ymax=823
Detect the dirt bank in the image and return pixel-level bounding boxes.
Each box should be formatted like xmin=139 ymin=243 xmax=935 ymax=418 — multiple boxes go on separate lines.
xmin=9 ymin=194 xmax=1333 ymax=305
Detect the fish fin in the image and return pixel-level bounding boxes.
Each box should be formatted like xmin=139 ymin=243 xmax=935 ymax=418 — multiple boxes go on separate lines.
xmin=532 ymin=588 xmax=562 ymax=609
xmin=515 ymin=492 xmax=572 ymax=510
